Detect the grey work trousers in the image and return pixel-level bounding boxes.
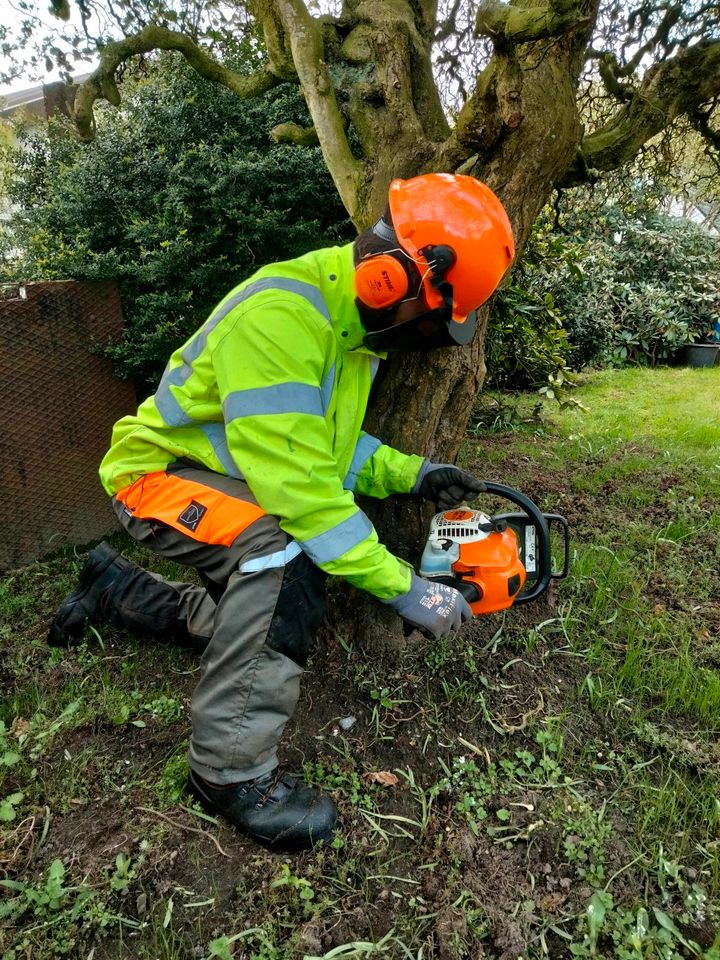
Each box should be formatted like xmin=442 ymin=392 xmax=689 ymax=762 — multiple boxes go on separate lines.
xmin=111 ymin=463 xmax=327 ymax=783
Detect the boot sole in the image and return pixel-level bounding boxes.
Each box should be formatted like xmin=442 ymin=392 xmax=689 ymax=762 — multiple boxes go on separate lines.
xmin=186 ymin=773 xmax=336 ymax=853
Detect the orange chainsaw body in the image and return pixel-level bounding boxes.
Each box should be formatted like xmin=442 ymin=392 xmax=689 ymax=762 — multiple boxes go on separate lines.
xmin=420 ymin=488 xmax=569 ymax=616
xmin=454 ymin=527 xmax=527 ymax=614
xmin=421 ymin=508 xmax=528 ymax=615
xmin=438 ymin=507 xmax=526 ymax=614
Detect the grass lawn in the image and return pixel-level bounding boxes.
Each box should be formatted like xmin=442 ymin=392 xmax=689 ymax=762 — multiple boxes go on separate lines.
xmin=1 ymin=366 xmax=719 ymax=959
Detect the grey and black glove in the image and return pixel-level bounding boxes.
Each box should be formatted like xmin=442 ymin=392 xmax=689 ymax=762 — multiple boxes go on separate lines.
xmin=414 ymin=461 xmax=486 ymax=510
xmin=383 ymin=572 xmax=473 ymax=639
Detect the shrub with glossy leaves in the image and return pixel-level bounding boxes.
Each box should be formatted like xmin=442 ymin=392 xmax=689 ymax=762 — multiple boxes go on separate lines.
xmin=489 ymin=200 xmax=720 ymax=383
xmin=486 ymin=282 xmax=574 ymax=389
xmin=555 ymin=207 xmax=720 ymax=366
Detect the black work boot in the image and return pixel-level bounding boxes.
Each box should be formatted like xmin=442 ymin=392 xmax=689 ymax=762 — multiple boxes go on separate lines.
xmin=187 ymin=768 xmax=337 ymax=852
xmin=48 ymin=542 xmax=128 ymax=647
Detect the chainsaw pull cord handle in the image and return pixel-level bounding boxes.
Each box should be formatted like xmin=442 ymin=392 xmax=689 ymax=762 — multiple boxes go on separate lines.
xmin=477 ymin=481 xmax=552 ymax=605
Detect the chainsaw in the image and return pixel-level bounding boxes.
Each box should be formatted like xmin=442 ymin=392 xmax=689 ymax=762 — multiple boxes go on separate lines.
xmin=419 ymin=482 xmax=569 ymax=615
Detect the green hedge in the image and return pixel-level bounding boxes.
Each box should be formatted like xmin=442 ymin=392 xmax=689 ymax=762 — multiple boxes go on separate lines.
xmin=0 ymin=53 xmax=354 ymax=392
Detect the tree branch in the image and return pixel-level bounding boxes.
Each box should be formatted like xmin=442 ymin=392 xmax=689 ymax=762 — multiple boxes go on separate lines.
xmin=597 ymin=52 xmax=633 ymax=101
xmin=691 ymin=102 xmax=720 ymax=153
xmin=49 ymin=0 xmax=70 ymax=20
xmin=341 ymin=2 xmax=436 ymax=146
xmin=268 ymin=0 xmax=364 ymax=220
xmin=406 ymin=0 xmax=439 ymax=43
xmin=440 ymin=62 xmax=504 ymax=168
xmin=246 ymin=0 xmax=297 ymax=81
xmin=270 ymin=121 xmax=320 ymax=145
xmin=619 ymin=5 xmax=683 ymax=76
xmin=562 ymin=39 xmax=720 ymax=186
xmin=73 ymin=24 xmax=280 ymax=141
xmin=475 ymin=0 xmax=590 ymax=46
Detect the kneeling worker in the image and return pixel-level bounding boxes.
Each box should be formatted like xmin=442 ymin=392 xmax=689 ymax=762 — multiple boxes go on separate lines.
xmin=49 ymin=173 xmax=514 ymax=852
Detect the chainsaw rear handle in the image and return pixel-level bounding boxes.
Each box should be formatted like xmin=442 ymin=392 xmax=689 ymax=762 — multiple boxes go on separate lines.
xmin=479 ymin=481 xmax=552 ymax=605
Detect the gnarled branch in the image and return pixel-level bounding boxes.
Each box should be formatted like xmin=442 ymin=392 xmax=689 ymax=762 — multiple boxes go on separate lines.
xmin=271 ymin=121 xmax=319 ymax=145
xmin=597 ymin=52 xmax=634 ymax=101
xmin=691 ymin=102 xmax=720 ymax=153
xmin=475 ymin=0 xmax=590 ymax=46
xmin=246 ymin=0 xmax=297 ymax=81
xmin=562 ymin=39 xmax=720 ymax=185
xmin=74 ymin=24 xmax=280 ymax=141
xmin=341 ymin=2 xmax=441 ymax=152
xmin=268 ymin=0 xmax=364 ymax=220
xmin=440 ymin=62 xmax=504 ymax=169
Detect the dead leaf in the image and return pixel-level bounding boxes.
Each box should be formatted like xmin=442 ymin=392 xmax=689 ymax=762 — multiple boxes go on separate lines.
xmin=537 ymin=892 xmax=567 ymax=912
xmin=365 ymin=771 xmax=399 ymax=787
xmin=10 ymin=717 xmax=30 ymax=738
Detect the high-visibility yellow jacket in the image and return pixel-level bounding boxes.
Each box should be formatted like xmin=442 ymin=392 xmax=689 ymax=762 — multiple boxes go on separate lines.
xmin=99 ymin=243 xmax=423 ymax=599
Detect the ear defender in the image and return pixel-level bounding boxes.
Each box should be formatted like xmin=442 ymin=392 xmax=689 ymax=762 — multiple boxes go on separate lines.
xmin=354 ymin=254 xmax=410 ymax=310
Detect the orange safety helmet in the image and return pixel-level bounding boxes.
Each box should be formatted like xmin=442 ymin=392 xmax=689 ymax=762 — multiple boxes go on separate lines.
xmin=388 ymin=173 xmax=515 ymax=322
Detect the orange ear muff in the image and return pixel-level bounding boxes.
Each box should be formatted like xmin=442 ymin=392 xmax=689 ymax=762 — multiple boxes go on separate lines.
xmin=354 ymin=254 xmax=409 ymax=310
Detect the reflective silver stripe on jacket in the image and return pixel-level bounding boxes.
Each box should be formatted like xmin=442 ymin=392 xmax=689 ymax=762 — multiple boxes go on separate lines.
xmin=154 ymin=276 xmax=332 ymax=428
xmin=239 ymin=541 xmax=303 ymax=573
xmin=199 ymin=423 xmax=243 ymax=478
xmin=343 ymin=433 xmax=382 ymax=491
xmin=154 ymin=364 xmax=189 ymax=427
xmin=298 ymin=511 xmax=374 ymax=565
xmin=223 ymin=383 xmax=324 ymax=420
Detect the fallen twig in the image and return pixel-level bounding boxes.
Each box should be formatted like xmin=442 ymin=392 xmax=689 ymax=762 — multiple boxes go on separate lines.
xmin=1 ymin=815 xmax=37 ymax=874
xmin=457 ymin=736 xmax=492 ymax=769
xmin=136 ymin=806 xmax=231 ymax=858
xmin=497 ymin=691 xmax=545 ymax=733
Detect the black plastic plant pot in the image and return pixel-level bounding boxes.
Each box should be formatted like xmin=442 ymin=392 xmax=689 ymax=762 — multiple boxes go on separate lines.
xmin=684 ymin=344 xmax=720 ymax=368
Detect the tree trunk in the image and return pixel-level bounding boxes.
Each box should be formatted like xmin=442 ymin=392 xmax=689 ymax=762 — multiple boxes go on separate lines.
xmin=346 ymin=15 xmax=593 ymax=649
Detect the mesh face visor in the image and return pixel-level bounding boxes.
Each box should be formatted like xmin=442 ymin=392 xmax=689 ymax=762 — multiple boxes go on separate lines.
xmin=363 ymin=308 xmax=477 ymax=353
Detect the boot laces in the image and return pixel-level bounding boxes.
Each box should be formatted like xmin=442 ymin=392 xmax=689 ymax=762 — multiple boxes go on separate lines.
xmin=257 ymin=768 xmax=292 ymax=805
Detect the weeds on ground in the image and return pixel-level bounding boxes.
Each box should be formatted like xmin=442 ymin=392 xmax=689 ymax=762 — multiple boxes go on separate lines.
xmin=2 ymin=369 xmax=720 ymax=958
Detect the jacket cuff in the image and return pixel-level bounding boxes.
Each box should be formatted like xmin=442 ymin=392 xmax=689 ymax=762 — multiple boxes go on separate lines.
xmin=411 ymin=459 xmax=433 ymax=495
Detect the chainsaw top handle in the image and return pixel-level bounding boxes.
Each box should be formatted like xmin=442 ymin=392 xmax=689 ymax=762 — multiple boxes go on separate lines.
xmin=476 ymin=481 xmax=552 ymax=605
